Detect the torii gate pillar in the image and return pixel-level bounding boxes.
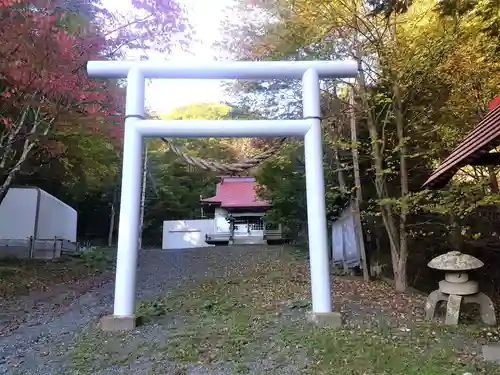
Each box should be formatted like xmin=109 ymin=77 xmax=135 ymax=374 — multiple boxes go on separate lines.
xmin=87 ymin=60 xmax=358 ymax=331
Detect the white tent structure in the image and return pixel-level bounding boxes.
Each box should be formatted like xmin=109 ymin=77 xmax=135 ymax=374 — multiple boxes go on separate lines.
xmin=0 ymin=187 xmax=77 ymax=259
xmin=86 ymin=59 xmax=358 ymax=331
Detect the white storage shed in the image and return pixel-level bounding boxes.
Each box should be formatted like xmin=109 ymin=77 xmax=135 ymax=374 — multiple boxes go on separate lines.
xmin=0 ymin=187 xmax=77 ymax=259
xmin=0 ymin=187 xmax=77 ymax=241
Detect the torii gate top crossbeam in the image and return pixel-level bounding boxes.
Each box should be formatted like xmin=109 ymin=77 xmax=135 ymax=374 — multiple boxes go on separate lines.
xmin=86 ymin=60 xmax=358 ymax=80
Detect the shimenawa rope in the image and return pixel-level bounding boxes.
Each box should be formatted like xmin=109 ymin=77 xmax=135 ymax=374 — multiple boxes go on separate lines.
xmin=160 ymin=137 xmax=287 ymax=174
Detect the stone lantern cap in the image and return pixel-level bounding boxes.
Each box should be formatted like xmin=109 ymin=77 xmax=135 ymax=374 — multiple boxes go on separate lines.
xmin=427 ymin=251 xmax=484 ymax=271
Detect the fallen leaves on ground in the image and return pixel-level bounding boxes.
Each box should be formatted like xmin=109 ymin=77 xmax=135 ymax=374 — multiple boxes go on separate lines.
xmin=67 ymin=245 xmax=500 ymax=375
xmin=333 ymin=278 xmax=426 ymax=324
xmin=0 ymin=249 xmax=115 ymax=299
xmin=0 ymin=248 xmax=115 ymax=335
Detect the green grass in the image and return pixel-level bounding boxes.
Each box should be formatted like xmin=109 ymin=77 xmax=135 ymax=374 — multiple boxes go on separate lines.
xmin=0 ymin=246 xmax=115 ymax=298
xmin=279 ymin=323 xmax=494 ymax=374
xmin=66 ymin=246 xmax=500 ymax=374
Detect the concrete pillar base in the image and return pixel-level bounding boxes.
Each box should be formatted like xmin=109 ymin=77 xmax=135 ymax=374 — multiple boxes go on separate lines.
xmin=99 ymin=315 xmax=137 ymax=332
xmin=306 ymin=311 xmax=342 ymax=327
xmin=482 ymin=344 xmax=500 ymax=362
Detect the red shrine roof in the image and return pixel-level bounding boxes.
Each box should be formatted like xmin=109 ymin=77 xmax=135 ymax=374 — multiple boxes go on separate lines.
xmin=489 ymin=96 xmax=500 ymax=111
xmin=200 ymin=176 xmax=269 ymax=208
xmin=423 ymin=96 xmax=500 ymax=189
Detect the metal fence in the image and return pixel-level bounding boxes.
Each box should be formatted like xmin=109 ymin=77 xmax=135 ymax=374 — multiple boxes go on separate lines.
xmin=0 ymin=237 xmax=79 ymax=260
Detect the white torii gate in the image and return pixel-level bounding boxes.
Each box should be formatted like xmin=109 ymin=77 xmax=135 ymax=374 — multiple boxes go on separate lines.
xmin=86 ymin=60 xmax=358 ymax=331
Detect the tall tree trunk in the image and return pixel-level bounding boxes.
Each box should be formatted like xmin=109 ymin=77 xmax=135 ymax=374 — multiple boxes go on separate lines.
xmin=333 ymin=124 xmax=347 ymax=190
xmin=488 ymin=166 xmax=499 ymax=193
xmin=356 ymin=52 xmax=403 ymax=290
xmin=108 ymin=149 xmax=123 ymax=247
xmin=332 ymin=127 xmax=349 ymax=273
xmin=392 ymin=17 xmax=409 ymax=293
xmin=448 ymin=212 xmax=463 ymax=252
xmin=108 ymin=188 xmax=117 ymax=247
xmin=138 ymin=141 xmax=148 ymax=250
xmin=333 ymin=147 xmax=347 ymax=188
xmin=108 ymin=201 xmax=116 ymax=247
xmin=349 ymin=87 xmax=370 ymax=281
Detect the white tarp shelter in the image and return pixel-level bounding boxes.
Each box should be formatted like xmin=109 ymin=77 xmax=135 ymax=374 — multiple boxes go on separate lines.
xmin=331 ymin=204 xmax=361 ymax=267
xmin=0 ymin=187 xmax=77 ymax=241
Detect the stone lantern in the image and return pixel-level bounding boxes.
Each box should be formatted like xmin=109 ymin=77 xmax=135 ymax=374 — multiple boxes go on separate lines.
xmin=424 ymin=251 xmax=496 ymax=326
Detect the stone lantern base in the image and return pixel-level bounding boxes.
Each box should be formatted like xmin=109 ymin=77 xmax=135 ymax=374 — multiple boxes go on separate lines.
xmin=425 ymin=289 xmax=496 ymax=326
xmin=425 ymin=251 xmax=495 ymax=326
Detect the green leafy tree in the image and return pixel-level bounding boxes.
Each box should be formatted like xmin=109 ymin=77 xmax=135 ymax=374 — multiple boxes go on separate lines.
xmin=256 ymin=140 xmax=351 ymax=240
xmin=219 ymin=0 xmax=500 ymax=291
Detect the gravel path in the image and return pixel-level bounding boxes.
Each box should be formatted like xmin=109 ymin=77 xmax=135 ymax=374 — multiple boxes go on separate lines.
xmin=0 ymin=246 xmax=279 ymax=375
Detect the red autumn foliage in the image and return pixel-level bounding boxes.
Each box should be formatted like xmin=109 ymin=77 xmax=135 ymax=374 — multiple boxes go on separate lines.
xmin=0 ymin=0 xmax=126 ymax=152
xmin=0 ymin=0 xmax=188 ymax=199
xmin=0 ymin=0 xmax=188 ymax=149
